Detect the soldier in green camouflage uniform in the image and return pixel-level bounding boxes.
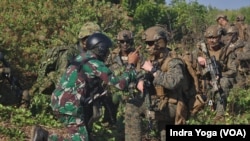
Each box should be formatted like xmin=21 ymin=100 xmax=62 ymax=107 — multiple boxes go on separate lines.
xmin=31 ymin=33 xmax=142 ymax=141
xmin=29 ymin=22 xmax=101 ymax=97
xmin=125 ymin=25 xmax=194 ymax=141
xmin=104 ymin=30 xmax=136 ymax=126
xmin=197 ymin=25 xmax=237 ymax=122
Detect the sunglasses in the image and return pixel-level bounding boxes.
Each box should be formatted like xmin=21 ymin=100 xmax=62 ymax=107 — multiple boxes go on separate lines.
xmin=119 ymin=40 xmax=131 ymax=44
xmin=145 ymin=41 xmax=156 ymax=46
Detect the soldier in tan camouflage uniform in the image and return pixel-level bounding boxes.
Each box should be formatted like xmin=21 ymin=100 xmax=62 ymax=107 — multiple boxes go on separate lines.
xmin=234 ymin=15 xmax=250 ymax=42
xmin=197 ymin=25 xmax=237 ymax=122
xmin=104 ymin=30 xmax=135 ymax=125
xmin=224 ymin=25 xmax=250 ymax=88
xmin=216 ymin=14 xmax=235 ymax=44
xmin=125 ymin=25 xmax=195 ymax=141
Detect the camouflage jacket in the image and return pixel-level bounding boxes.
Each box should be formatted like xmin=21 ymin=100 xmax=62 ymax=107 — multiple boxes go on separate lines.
xmin=197 ymin=42 xmax=237 ymax=78
xmin=50 ymin=50 xmax=137 ymax=116
xmin=30 ymin=43 xmax=81 ymax=95
xmin=151 ymin=49 xmax=191 ymax=101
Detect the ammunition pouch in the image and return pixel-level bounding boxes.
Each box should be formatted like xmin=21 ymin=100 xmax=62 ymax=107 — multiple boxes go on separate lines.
xmin=190 ymin=95 xmax=206 ymax=116
xmin=155 ymin=85 xmax=165 ymax=98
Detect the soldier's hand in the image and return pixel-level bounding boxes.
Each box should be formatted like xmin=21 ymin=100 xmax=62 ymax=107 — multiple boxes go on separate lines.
xmin=198 ymin=57 xmax=206 ymax=66
xmin=128 ymin=47 xmax=140 ymax=65
xmin=141 ymin=60 xmax=153 ymax=72
xmin=137 ymin=80 xmax=144 ymax=93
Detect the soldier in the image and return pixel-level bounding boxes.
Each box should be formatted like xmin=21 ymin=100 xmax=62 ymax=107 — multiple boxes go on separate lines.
xmin=234 ymin=15 xmax=250 ymax=41
xmin=31 ymin=32 xmax=143 ymax=141
xmin=125 ymin=25 xmax=196 ymax=141
xmin=103 ymin=30 xmax=135 ymax=126
xmin=225 ymin=25 xmax=250 ymax=88
xmin=29 ymin=22 xmax=101 ymax=98
xmin=197 ymin=25 xmax=237 ymax=122
xmin=215 ymin=14 xmax=234 ymax=44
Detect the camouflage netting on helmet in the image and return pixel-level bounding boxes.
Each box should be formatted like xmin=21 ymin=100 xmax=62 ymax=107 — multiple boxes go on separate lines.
xmin=116 ymin=30 xmax=133 ymax=41
xmin=78 ymin=22 xmax=101 ymax=39
xmin=216 ymin=14 xmax=227 ymax=21
xmin=142 ymin=25 xmax=168 ymax=41
xmin=204 ymin=25 xmax=223 ymax=37
xmin=236 ymin=15 xmax=245 ymax=21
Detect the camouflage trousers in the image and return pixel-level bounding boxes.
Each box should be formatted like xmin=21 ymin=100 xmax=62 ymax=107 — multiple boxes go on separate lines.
xmin=48 ymin=115 xmax=89 ymax=141
xmin=125 ymin=95 xmax=173 ymax=141
xmin=207 ymin=77 xmax=233 ymax=119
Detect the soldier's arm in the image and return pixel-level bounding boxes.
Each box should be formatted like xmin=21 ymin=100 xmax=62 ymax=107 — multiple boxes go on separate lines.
xmin=238 ymin=43 xmax=250 ymax=61
xmin=221 ymin=52 xmax=237 ymax=77
xmin=87 ymin=59 xmax=137 ymax=90
xmin=153 ymin=58 xmax=184 ymax=90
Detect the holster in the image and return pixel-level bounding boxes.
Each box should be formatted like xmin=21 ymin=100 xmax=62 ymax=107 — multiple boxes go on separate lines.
xmin=190 ymin=95 xmax=205 ymax=116
xmin=175 ymin=100 xmax=187 ymax=125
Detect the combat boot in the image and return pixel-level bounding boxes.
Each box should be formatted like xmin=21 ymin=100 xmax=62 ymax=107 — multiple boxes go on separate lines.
xmin=31 ymin=125 xmax=49 ymax=141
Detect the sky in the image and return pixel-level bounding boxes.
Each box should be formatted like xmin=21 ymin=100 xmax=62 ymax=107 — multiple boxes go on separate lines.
xmin=165 ymin=0 xmax=250 ymax=10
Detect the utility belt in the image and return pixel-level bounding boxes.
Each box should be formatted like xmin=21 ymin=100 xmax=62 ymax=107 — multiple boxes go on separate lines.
xmin=155 ymin=85 xmax=177 ymax=104
xmin=145 ymin=85 xmax=178 ymax=121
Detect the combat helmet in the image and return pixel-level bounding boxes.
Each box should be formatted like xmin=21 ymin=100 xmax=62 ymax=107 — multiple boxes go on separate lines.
xmin=142 ymin=25 xmax=168 ymax=42
xmin=236 ymin=15 xmax=245 ymax=21
xmin=78 ymin=22 xmax=101 ymax=39
xmin=227 ymin=25 xmax=239 ymax=35
xmin=216 ymin=14 xmax=227 ymax=21
xmin=117 ymin=30 xmax=134 ymax=45
xmin=204 ymin=25 xmax=223 ymax=38
xmin=117 ymin=30 xmax=133 ymax=41
xmin=86 ymin=33 xmax=113 ymax=61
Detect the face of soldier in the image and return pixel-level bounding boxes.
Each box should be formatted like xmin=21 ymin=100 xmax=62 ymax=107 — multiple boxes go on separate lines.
xmin=145 ymin=39 xmax=166 ymax=55
xmin=217 ymin=18 xmax=228 ymax=27
xmin=118 ymin=40 xmax=132 ymax=54
xmin=206 ymin=36 xmax=221 ymax=50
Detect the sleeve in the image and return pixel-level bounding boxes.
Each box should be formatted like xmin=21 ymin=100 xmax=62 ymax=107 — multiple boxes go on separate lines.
xmin=87 ymin=60 xmax=137 ymax=90
xmin=153 ymin=58 xmax=184 ymax=90
xmin=221 ymin=52 xmax=237 ymax=78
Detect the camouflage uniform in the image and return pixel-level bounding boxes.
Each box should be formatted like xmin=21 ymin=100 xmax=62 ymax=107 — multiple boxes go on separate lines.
xmin=197 ymin=25 xmax=237 ymax=121
xmin=216 ymin=14 xmax=235 ymax=44
xmin=224 ymin=25 xmax=250 ymax=88
xmin=125 ymin=25 xmax=194 ymax=141
xmin=49 ymin=33 xmax=138 ymax=141
xmin=29 ymin=22 xmax=100 ymax=96
xmin=234 ymin=15 xmax=250 ymax=42
xmin=104 ymin=30 xmax=136 ymax=127
xmin=236 ymin=42 xmax=250 ymax=88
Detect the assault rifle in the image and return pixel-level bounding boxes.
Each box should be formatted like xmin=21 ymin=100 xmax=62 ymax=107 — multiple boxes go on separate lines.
xmin=200 ymin=43 xmax=224 ymax=104
xmin=140 ymin=72 xmax=154 ymax=131
xmin=0 ymin=52 xmax=24 ymax=105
